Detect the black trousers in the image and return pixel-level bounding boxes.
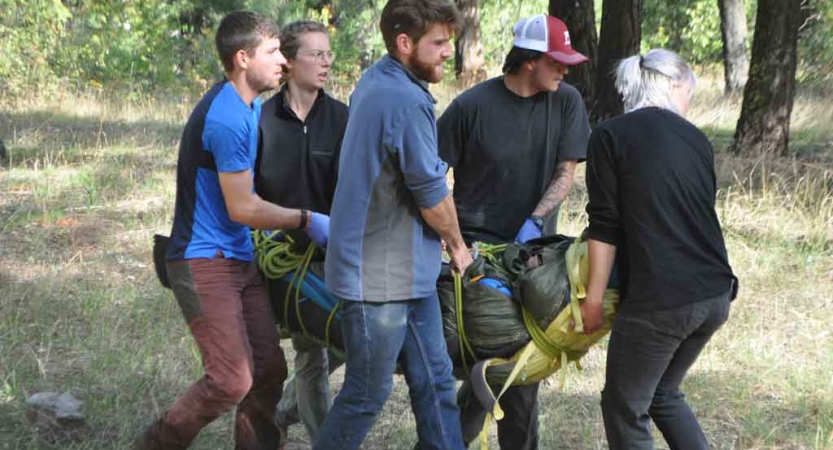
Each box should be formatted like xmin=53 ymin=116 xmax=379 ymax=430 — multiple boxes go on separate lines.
xmin=601 ymin=289 xmax=732 ymax=450
xmin=458 ymin=380 xmax=540 ymax=450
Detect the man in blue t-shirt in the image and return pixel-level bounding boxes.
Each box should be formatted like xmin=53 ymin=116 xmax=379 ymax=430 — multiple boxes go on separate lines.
xmin=313 ymin=1 xmax=472 ymax=449
xmin=136 ymin=11 xmax=328 ymax=450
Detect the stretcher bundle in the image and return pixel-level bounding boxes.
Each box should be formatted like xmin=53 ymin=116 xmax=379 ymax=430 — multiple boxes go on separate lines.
xmin=253 ymin=231 xmax=619 ymax=393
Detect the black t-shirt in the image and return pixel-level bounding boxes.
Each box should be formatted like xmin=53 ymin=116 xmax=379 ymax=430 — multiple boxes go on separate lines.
xmin=585 ymin=107 xmax=736 ymax=312
xmin=256 ymin=85 xmax=348 ymax=214
xmin=438 ymin=77 xmax=590 ymax=244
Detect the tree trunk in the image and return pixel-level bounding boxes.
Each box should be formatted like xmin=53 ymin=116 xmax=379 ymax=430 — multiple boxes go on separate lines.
xmin=455 ymin=0 xmax=486 ymax=85
xmin=718 ymin=0 xmax=750 ymax=93
xmin=593 ymin=0 xmax=643 ymax=122
xmin=729 ymin=0 xmax=802 ymax=156
xmin=550 ymin=0 xmax=598 ymax=114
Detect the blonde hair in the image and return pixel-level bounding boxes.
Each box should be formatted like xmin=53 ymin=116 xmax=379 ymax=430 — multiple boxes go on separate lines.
xmin=615 ymin=48 xmax=696 ymax=114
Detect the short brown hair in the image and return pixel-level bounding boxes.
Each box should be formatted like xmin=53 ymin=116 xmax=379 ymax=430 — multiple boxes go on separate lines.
xmin=279 ymin=20 xmax=329 ymax=61
xmin=380 ymin=0 xmax=460 ymax=55
xmin=215 ymin=10 xmax=281 ymax=73
xmin=502 ymin=46 xmax=544 ymax=75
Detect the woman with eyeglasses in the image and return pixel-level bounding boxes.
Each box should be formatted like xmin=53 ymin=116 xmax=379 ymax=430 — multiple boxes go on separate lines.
xmin=254 ymin=20 xmax=348 ymax=448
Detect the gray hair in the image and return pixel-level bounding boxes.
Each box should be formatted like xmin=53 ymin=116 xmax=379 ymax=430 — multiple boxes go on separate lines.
xmin=615 ymin=48 xmax=696 ymax=114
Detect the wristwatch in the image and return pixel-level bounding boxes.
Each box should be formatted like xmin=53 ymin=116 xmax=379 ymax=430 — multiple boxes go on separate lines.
xmin=530 ymin=215 xmax=545 ymax=230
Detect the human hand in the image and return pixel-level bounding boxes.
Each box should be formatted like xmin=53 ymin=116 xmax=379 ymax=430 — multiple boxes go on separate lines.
xmin=578 ymin=298 xmax=605 ymax=335
xmin=515 ymin=218 xmax=543 ymax=244
xmin=305 ymin=212 xmax=329 ymax=247
xmin=448 ymin=245 xmax=473 ymax=276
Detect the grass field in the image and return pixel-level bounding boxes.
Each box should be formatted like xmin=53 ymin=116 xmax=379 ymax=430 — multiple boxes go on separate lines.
xmin=1 ymin=77 xmax=831 ymax=449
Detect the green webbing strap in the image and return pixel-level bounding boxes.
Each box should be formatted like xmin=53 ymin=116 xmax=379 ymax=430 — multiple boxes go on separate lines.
xmin=565 ymin=238 xmax=586 ymax=333
xmin=252 ymin=230 xmax=304 ymax=281
xmin=325 ymin=300 xmax=342 ymax=347
xmin=475 ymin=242 xmax=510 ymax=278
xmin=522 ymin=306 xmax=574 ymax=389
xmin=521 ymin=306 xmax=562 ymax=358
xmin=454 ymin=272 xmax=477 ymax=375
xmin=287 ymin=243 xmax=316 ymax=335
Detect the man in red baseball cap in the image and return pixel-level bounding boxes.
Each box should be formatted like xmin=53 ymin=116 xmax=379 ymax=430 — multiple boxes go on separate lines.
xmin=437 ymin=14 xmax=591 ymax=450
xmin=512 ymin=13 xmax=589 ymax=65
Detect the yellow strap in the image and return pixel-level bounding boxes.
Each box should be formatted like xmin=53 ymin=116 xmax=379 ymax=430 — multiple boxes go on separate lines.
xmin=565 ymin=240 xmax=585 ymax=333
xmin=479 ymin=412 xmax=492 ymax=450
xmin=454 ymin=272 xmax=477 ymax=375
xmin=325 ymin=300 xmax=341 ymax=347
xmin=478 ymin=343 xmax=538 ymax=450
xmin=521 ymin=306 xmax=561 ymax=358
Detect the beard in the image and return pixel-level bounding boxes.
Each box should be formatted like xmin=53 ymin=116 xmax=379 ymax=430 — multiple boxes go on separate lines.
xmin=407 ymin=52 xmax=444 ymax=84
xmin=248 ymin=69 xmax=282 ymax=94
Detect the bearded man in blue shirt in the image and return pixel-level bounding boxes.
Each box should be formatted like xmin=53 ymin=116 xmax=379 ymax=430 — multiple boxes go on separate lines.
xmin=313 ymin=1 xmax=472 ymax=449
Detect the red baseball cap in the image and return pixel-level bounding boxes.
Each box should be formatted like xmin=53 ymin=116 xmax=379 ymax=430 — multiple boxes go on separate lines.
xmin=512 ymin=14 xmax=589 ymax=66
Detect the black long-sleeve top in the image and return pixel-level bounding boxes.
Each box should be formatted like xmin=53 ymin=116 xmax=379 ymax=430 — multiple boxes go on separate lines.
xmin=256 ymin=85 xmax=348 ymax=214
xmin=586 ymin=107 xmax=736 ymax=312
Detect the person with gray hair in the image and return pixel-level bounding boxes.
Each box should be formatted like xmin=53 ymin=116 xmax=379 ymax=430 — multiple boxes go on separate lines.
xmin=580 ymin=48 xmax=738 ymax=450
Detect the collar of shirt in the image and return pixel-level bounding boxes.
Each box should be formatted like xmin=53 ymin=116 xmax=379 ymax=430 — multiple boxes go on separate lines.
xmin=381 ymin=54 xmax=437 ymax=105
xmin=275 ymin=83 xmax=326 ymax=120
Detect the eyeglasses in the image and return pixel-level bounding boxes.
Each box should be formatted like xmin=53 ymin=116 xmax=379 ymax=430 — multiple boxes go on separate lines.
xmin=298 ymin=49 xmax=335 ymax=63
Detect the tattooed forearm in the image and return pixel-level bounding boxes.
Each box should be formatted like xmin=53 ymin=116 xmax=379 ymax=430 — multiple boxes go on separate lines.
xmin=532 ymin=160 xmax=577 ymax=217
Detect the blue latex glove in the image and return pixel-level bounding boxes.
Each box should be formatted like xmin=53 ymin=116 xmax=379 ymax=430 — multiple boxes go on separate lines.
xmin=306 ymin=212 xmax=330 ymax=247
xmin=515 ymin=218 xmax=543 ymax=243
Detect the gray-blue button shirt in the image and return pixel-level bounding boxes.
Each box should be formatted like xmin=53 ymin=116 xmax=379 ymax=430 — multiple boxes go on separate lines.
xmin=325 ymin=55 xmax=449 ymax=302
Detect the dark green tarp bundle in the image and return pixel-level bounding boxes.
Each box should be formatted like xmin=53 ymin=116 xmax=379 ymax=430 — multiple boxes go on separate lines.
xmin=439 ymin=235 xmax=576 ymax=367
xmin=251 ymin=232 xmax=584 ymax=375
xmin=505 ymin=236 xmax=573 ymax=330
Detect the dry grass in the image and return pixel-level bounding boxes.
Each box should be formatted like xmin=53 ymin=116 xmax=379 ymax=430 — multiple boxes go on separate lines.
xmin=1 ymin=78 xmax=831 ymax=449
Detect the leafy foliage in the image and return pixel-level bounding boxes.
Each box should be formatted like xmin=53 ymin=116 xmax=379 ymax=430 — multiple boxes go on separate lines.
xmin=799 ymin=0 xmax=833 ymax=84
xmin=0 ymin=0 xmax=72 ymax=97
xmin=641 ymin=0 xmax=727 ymax=64
xmin=0 ymin=0 xmax=831 ymax=98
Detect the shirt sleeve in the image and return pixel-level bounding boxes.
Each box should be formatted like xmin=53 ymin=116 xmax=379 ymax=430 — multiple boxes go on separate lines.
xmin=585 ymin=126 xmax=621 ymax=245
xmin=204 ymin=121 xmax=252 ymax=173
xmin=396 ymin=104 xmax=449 ymax=209
xmin=437 ymin=100 xmax=465 ymax=168
xmin=554 ymin=85 xmax=591 ymax=163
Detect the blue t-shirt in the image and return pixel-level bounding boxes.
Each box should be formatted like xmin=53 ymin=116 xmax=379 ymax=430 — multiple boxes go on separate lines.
xmin=167 ymin=81 xmax=261 ymax=261
xmin=325 ymin=56 xmax=449 ymax=302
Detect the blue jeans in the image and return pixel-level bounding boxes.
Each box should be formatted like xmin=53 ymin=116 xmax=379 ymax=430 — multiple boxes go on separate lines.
xmin=312 ymin=294 xmax=464 ymax=450
xmin=601 ymin=289 xmax=732 ymax=450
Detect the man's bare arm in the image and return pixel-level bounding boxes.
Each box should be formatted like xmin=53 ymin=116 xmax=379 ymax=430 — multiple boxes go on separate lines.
xmin=218 ymin=169 xmax=304 ymax=230
xmin=532 ymin=160 xmax=578 ymax=218
xmin=420 ymin=194 xmax=472 ymax=274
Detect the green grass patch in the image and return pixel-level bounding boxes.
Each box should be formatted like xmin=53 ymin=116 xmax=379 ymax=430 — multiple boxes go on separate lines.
xmin=1 ymin=85 xmax=832 ymax=449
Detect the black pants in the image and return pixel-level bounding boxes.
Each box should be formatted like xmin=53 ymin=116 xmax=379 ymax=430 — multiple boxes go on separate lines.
xmin=458 ymin=380 xmax=540 ymax=450
xmin=601 ymin=290 xmax=731 ymax=450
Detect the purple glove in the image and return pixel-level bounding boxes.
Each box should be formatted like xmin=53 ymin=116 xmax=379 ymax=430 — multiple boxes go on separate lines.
xmin=515 ymin=218 xmax=543 ymax=243
xmin=306 ymin=212 xmax=330 ymax=247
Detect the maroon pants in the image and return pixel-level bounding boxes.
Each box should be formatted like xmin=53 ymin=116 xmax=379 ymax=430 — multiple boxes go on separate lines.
xmin=152 ymin=257 xmax=287 ymax=450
